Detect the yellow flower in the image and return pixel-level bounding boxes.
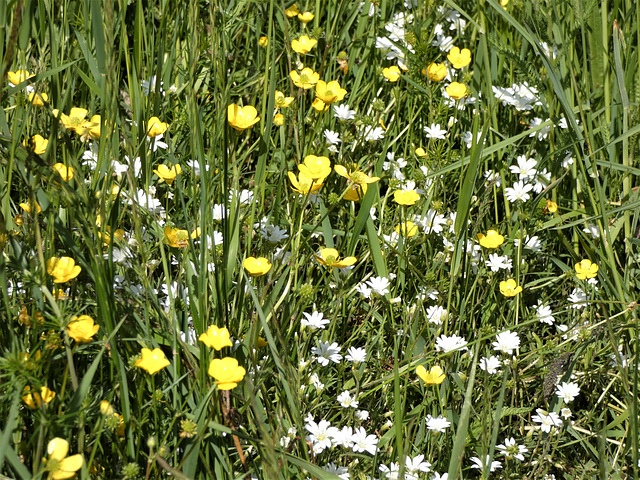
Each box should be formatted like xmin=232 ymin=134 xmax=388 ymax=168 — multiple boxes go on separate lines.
xmin=153 ymin=164 xmax=182 ymax=185
xmin=445 ymin=82 xmax=468 ymax=100
xmin=500 ymin=0 xmax=509 ymax=8
xmin=393 ymin=188 xmax=420 ymax=206
xmin=208 ymin=357 xmax=246 ymax=390
xmin=259 ymin=36 xmax=268 ymax=47
xmin=53 ymin=163 xmax=74 ymax=182
xmin=100 ymin=400 xmax=114 ymax=416
xmin=312 ymin=98 xmax=329 ymax=112
xmin=23 ymin=134 xmax=48 ymax=155
xmin=290 ymin=68 xmax=320 ymax=89
xmin=199 ymin=325 xmax=233 ymax=350
xmin=334 ymin=164 xmax=379 ymax=201
xmin=415 ymin=147 xmax=427 ymax=157
xmin=67 ymin=315 xmax=99 ymax=343
xmin=477 ymin=230 xmax=504 ymax=249
xmin=47 ymin=257 xmax=81 ymax=283
xmin=135 ymin=347 xmax=170 ymax=375
xmin=447 ymin=47 xmax=472 ymax=69
xmin=298 ymin=155 xmax=331 ymax=180
xmin=285 ymin=3 xmax=300 ymax=17
xmin=425 ymin=62 xmax=448 ymax=82
xmin=274 ymin=113 xmax=284 ymax=126
xmin=146 ymin=116 xmax=168 ymax=137
xmin=298 ymin=11 xmax=314 ymax=23
xmin=499 ymin=279 xmax=522 ymax=297
xmin=315 ymin=80 xmax=347 ymax=105
xmin=382 ymin=66 xmax=401 ymax=82
xmin=44 ymin=437 xmax=83 ymax=480
xmin=315 ymin=247 xmax=357 ymax=268
xmin=8 ymin=69 xmax=34 ymax=86
xmin=19 ymin=201 xmax=42 ymax=214
xmin=227 ymin=104 xmax=260 ymax=132
xmin=163 ymin=226 xmax=199 ymax=248
xmin=575 ymin=259 xmax=599 ymax=279
xmin=544 ymin=199 xmax=558 ymax=213
xmin=416 ymin=365 xmax=445 ymax=385
xmin=54 ymin=107 xmax=89 ymax=134
xmin=291 ymin=35 xmax=317 ymax=54
xmin=287 ymin=171 xmax=323 ymax=195
xmin=29 ymin=92 xmax=49 ymax=106
xmin=395 ymin=221 xmax=418 ymax=237
xmin=275 ymin=90 xmax=294 ymax=108
xmin=243 ymin=256 xmax=272 ymax=276
xmin=84 ymin=114 xmax=101 ymax=139
xmin=23 ymin=386 xmax=56 ymax=409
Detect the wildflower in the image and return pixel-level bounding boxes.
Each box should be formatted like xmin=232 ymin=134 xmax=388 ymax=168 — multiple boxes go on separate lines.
xmin=425 ymin=62 xmax=447 ymax=82
xmin=288 ymin=171 xmax=323 ymax=195
xmin=492 ymin=330 xmax=520 ymax=355
xmin=416 ymin=365 xmax=445 ymax=385
xmin=153 ymin=164 xmax=181 ymax=185
xmin=337 ymin=390 xmax=359 ymax=408
xmin=274 ymin=90 xmax=294 ymax=108
xmin=575 ymin=259 xmax=598 ymax=279
xmin=298 ymin=155 xmax=331 ymax=180
xmin=509 ymin=155 xmax=537 ymax=181
xmin=351 ymin=427 xmax=378 ymax=455
xmin=345 ymin=346 xmax=367 ymax=363
xmin=141 ymin=76 xmax=164 ymax=95
xmin=47 ymin=257 xmax=82 ymax=283
xmin=258 ymin=36 xmax=268 ymax=47
xmin=199 ymin=325 xmax=233 ymax=350
xmin=291 ymin=35 xmax=317 ymax=54
xmin=477 ymin=230 xmax=504 ymax=248
xmin=305 ymin=419 xmax=338 ymax=454
xmin=435 ymin=334 xmax=468 ymax=353
xmin=425 ymin=414 xmax=451 ymax=432
xmin=447 ymin=47 xmax=472 ymax=68
xmin=396 ymin=221 xmax=418 ymax=237
xmin=301 ymin=310 xmax=330 ymax=330
xmin=227 ymin=104 xmax=260 ymax=131
xmin=514 ymin=235 xmax=542 ymax=252
xmin=273 ymin=113 xmax=284 ymax=126
xmin=445 ymin=82 xmax=467 ymax=100
xmin=8 ymin=69 xmax=33 ymax=86
xmin=22 ymin=134 xmax=48 ymax=155
xmin=315 ymin=248 xmax=357 ymax=268
xmin=499 ymin=279 xmax=522 ymax=297
xmin=243 ymin=257 xmax=272 ymax=276
xmin=67 ymin=315 xmax=99 ymax=343
xmin=53 ymin=163 xmax=74 ymax=182
xmin=298 ymin=11 xmax=314 ymax=22
xmin=394 ymin=187 xmax=420 ymax=205
xmin=479 ymin=356 xmax=501 ymax=374
xmin=382 ymin=66 xmax=401 ymax=82
xmin=366 ymin=276 xmax=391 ymax=295
xmin=534 ymin=302 xmax=555 ymax=324
xmin=555 ymin=381 xmax=580 ymax=403
xmin=424 ymin=123 xmax=447 ymax=139
xmin=560 ymin=408 xmax=572 ymax=419
xmin=485 ymin=253 xmax=512 ymax=272
xmin=44 ymin=437 xmax=83 ymax=480
xmin=470 ymin=456 xmax=502 ymax=473
xmin=312 ymin=98 xmax=329 ymax=112
xmin=315 ymin=80 xmax=347 ymax=104
xmin=163 ymin=226 xmax=199 ymax=248
xmin=415 ymin=147 xmax=427 ymax=157
xmin=496 ymin=437 xmax=528 ymax=461
xmin=290 ymin=67 xmax=320 ymax=89
xmin=312 ymin=341 xmax=342 ymax=365
xmin=146 ymin=116 xmax=168 ymax=137
xmin=335 ymin=164 xmax=380 ymax=200
xmin=426 ymin=305 xmax=448 ymax=325
xmin=334 ymin=103 xmax=356 ymax=120
xmin=135 ymin=347 xmax=170 ymax=375
xmin=22 ymin=386 xmax=56 ymax=409
xmin=568 ymin=287 xmax=588 ymax=308
xmin=285 ymin=3 xmax=300 ymax=16
xmin=259 ymin=223 xmax=289 ymax=243
xmin=504 ymin=180 xmax=533 ymax=202
xmin=208 ymin=357 xmax=246 ymax=390
xmin=53 ymin=107 xmax=88 ymax=134
xmin=531 ymin=408 xmax=562 ymax=433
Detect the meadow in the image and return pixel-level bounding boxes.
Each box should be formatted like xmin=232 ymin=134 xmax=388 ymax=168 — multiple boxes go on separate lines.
xmin=1 ymin=0 xmax=639 ymax=478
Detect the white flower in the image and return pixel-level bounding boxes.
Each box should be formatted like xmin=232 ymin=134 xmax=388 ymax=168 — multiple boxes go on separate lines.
xmin=485 ymin=253 xmax=512 ymax=272
xmin=425 ymin=414 xmax=451 ymax=432
xmin=355 ymin=282 xmax=373 ymax=299
xmin=305 ymin=419 xmax=339 ymax=454
xmin=425 ymin=305 xmax=448 ymax=325
xmin=414 ymin=209 xmax=447 ymax=234
xmin=529 ymin=117 xmax=551 ymax=140
xmin=324 ymin=129 xmax=342 ymax=145
xmin=496 ymin=437 xmax=528 ymax=461
xmin=141 ymin=75 xmax=164 ymax=96
xmin=406 ymin=454 xmax=431 ymax=475
xmin=129 ymin=188 xmax=165 ymax=216
xmin=333 ymin=426 xmax=354 ymax=449
xmin=312 ymin=341 xmax=342 ymax=365
xmin=337 ymin=390 xmax=359 ymax=408
xmin=492 ymin=82 xmax=542 ymax=111
xmin=534 ymin=302 xmax=555 ymax=324
xmin=484 ymin=169 xmax=502 ymax=187
xmin=334 ymin=104 xmax=356 ymax=121
xmin=582 ymin=224 xmax=600 ymax=238
xmin=462 ymin=130 xmax=484 ymax=148
xmin=504 ymin=180 xmax=533 ymax=203
xmin=424 ymin=123 xmax=447 ymax=139
xmin=538 ymin=41 xmax=558 ymax=59
xmin=514 ymin=235 xmax=542 ymax=252
xmin=364 ymin=125 xmax=385 ymax=142
xmin=556 ymin=381 xmax=580 ymax=403
xmin=356 ymin=409 xmax=370 ymax=421
xmin=323 ymin=462 xmax=350 ymax=480
xmin=562 ymin=151 xmax=574 ymax=168
xmin=212 ymin=204 xmax=228 ymax=221
xmin=568 ymin=287 xmax=588 ymax=309
xmin=479 ymin=356 xmax=501 ymax=374
xmin=309 ymin=373 xmax=324 ymax=390
xmin=379 ymin=462 xmax=400 ymax=480
xmin=346 ymin=347 xmax=367 ymax=363
xmin=260 ymin=224 xmax=289 ymax=243
xmin=560 ymin=407 xmax=572 ymax=419
xmin=351 ymin=427 xmax=378 ymax=455
xmin=470 ymin=455 xmax=502 ymax=472
xmin=301 ymin=310 xmax=330 ymax=330
xmin=531 ymin=408 xmax=562 ymax=433
xmin=493 ymin=330 xmax=520 ymax=355
xmin=435 ymin=334 xmax=468 ymax=353
xmin=509 ymin=155 xmax=538 ymax=181
xmin=366 ymin=276 xmax=391 ymax=295
xmin=430 ymin=473 xmax=448 ymax=480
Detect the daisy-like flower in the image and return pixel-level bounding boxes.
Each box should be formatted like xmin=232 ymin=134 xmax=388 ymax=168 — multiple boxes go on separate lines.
xmin=301 ymin=310 xmax=330 ymax=330
xmin=315 ymin=248 xmax=357 ymax=268
xmin=416 ymin=365 xmax=445 ymax=385
xmin=345 ymin=346 xmax=367 ymax=363
xmin=227 ymin=105 xmax=260 ymax=132
xmin=479 ymin=356 xmax=501 ymax=374
xmin=366 ymin=276 xmax=390 ymax=295
xmin=470 ymin=455 xmax=502 ymax=472
xmin=290 ymin=68 xmax=320 ymax=89
xmin=425 ymin=62 xmax=448 ymax=82
xmin=514 ymin=235 xmax=543 ymax=252
xmin=324 ymin=129 xmax=341 ymax=146
xmin=575 ymin=259 xmax=599 ymax=279
xmin=499 ymin=279 xmax=522 ymax=297
xmin=350 ymin=427 xmax=378 ymax=455
xmin=477 ymin=230 xmax=504 ymax=248
xmin=568 ymin=287 xmax=588 ymax=308
xmin=504 ymin=180 xmax=533 ymax=203
xmin=405 ymin=454 xmax=432 ymax=476
xmin=337 ymin=390 xmax=359 ymax=408
xmin=382 ymin=66 xmax=401 ymax=82
xmin=425 ymin=414 xmax=451 ymax=432
xmin=44 ymin=437 xmax=83 ymax=480
xmin=315 ymin=80 xmax=347 ymax=104
xmin=312 ymin=341 xmax=342 ymax=365
xmin=291 ymin=35 xmax=317 ymax=54
xmin=435 ymin=334 xmax=468 ymax=353
xmin=323 ymin=463 xmax=349 ymax=480
xmin=485 ymin=253 xmax=512 ymax=272
xmin=509 ymin=155 xmax=538 ymax=181
xmin=531 ymin=408 xmax=562 ymax=433
xmin=364 ymin=125 xmax=386 ymax=141
xmin=334 ymin=104 xmax=356 ymax=120
xmin=426 ymin=305 xmax=448 ymax=325
xmin=305 ymin=419 xmax=339 ymax=454
xmin=447 ymin=46 xmax=472 ymax=69
xmin=445 ymin=82 xmax=467 ymax=100
xmin=496 ymin=437 xmax=528 ymax=461
xmin=424 ymin=123 xmax=447 ymax=139
xmin=534 ymin=302 xmax=555 ymax=324
xmin=555 ymin=381 xmax=580 ymax=403
xmin=492 ymin=330 xmax=520 ymax=355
